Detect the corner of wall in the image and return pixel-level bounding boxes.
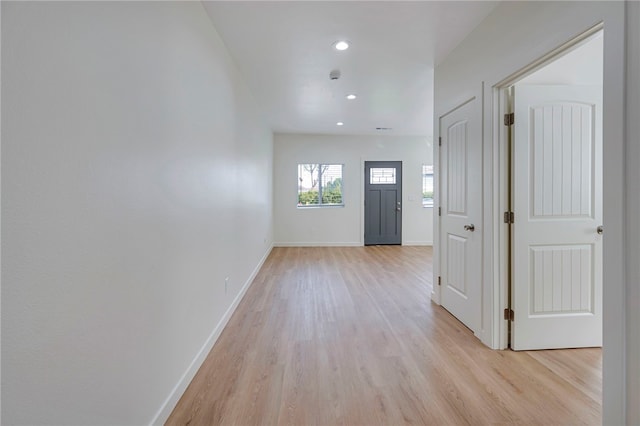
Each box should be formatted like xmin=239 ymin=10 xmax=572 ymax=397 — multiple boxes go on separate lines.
xmin=625 ymin=2 xmax=640 ymax=424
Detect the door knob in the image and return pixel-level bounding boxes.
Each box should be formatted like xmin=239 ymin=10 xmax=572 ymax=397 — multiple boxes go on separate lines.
xmin=464 ymin=224 xmax=475 ymax=232
xmin=597 ymin=225 xmax=603 ymax=235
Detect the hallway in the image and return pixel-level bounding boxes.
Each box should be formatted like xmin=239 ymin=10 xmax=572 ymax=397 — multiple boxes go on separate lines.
xmin=167 ymin=246 xmax=601 ymax=425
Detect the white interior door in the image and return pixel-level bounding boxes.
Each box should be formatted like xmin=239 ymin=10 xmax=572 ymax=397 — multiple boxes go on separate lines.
xmin=512 ymin=85 xmax=603 ymax=350
xmin=440 ymin=98 xmax=482 ymax=334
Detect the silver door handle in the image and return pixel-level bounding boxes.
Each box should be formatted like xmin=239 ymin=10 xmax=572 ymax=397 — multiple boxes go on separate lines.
xmin=464 ymin=224 xmax=475 ymax=232
xmin=597 ymin=225 xmax=603 ymax=235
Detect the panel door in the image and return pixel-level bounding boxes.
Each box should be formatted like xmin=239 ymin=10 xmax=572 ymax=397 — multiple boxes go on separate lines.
xmin=440 ymin=99 xmax=482 ymax=333
xmin=364 ymin=161 xmax=402 ymax=245
xmin=512 ymin=85 xmax=603 ymax=350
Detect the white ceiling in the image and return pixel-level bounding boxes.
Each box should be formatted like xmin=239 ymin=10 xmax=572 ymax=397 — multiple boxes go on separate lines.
xmin=202 ymin=1 xmax=499 ymax=137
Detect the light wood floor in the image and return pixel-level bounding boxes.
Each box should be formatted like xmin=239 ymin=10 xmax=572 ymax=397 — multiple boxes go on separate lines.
xmin=167 ymin=246 xmax=601 ymax=425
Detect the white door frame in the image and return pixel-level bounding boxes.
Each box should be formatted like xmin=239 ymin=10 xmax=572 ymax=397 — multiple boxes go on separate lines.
xmin=492 ymin=24 xmax=604 ymax=349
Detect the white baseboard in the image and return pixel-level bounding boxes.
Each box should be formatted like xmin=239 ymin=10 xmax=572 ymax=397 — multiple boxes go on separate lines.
xmin=402 ymin=241 xmax=433 ymax=246
xmin=150 ymin=244 xmax=274 ymax=426
xmin=274 ymin=241 xmax=433 ymax=247
xmin=273 ymin=241 xmax=362 ymax=247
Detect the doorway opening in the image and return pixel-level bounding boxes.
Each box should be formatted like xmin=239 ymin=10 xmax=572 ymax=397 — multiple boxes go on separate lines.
xmin=497 ymin=26 xmax=604 ymax=350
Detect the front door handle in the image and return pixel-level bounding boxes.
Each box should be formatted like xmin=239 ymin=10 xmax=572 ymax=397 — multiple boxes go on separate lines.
xmin=464 ymin=224 xmax=475 ymax=232
xmin=597 ymin=225 xmax=603 ymax=235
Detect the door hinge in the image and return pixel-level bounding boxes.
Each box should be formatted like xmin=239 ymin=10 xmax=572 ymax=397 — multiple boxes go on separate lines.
xmin=504 ymin=308 xmax=515 ymax=321
xmin=439 ymin=136 xmax=442 ymax=146
xmin=438 ymin=207 xmax=441 ymax=216
xmin=438 ymin=276 xmax=441 ymax=286
xmin=503 ymin=211 xmax=515 ymax=224
xmin=504 ymin=112 xmax=515 ymax=126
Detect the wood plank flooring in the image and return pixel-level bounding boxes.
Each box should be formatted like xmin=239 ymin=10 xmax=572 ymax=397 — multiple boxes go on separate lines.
xmin=166 ymin=246 xmax=601 ymax=425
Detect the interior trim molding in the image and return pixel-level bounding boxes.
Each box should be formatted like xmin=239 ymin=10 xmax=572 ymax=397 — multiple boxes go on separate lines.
xmin=150 ymin=243 xmax=275 ymax=426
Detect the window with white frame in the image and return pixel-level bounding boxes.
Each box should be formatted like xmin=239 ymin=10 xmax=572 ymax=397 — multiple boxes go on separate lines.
xmin=297 ymin=164 xmax=344 ymax=207
xmin=422 ymin=165 xmax=434 ymax=208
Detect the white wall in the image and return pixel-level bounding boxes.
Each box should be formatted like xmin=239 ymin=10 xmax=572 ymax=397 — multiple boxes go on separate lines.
xmin=433 ymin=2 xmax=627 ymax=424
xmin=625 ymin=1 xmax=640 ymax=424
xmin=274 ymin=134 xmax=433 ymax=246
xmin=517 ymin=32 xmax=603 ymax=86
xmin=1 ymin=2 xmax=273 ymax=425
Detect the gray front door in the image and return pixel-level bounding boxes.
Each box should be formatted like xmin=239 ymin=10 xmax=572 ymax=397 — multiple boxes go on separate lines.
xmin=364 ymin=161 xmax=402 ymax=245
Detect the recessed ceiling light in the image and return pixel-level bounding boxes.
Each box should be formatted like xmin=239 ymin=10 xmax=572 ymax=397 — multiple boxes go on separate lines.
xmin=336 ymin=122 xmax=344 ymax=126
xmin=334 ymin=41 xmax=349 ymax=51
xmin=346 ymin=94 xmax=357 ymax=100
